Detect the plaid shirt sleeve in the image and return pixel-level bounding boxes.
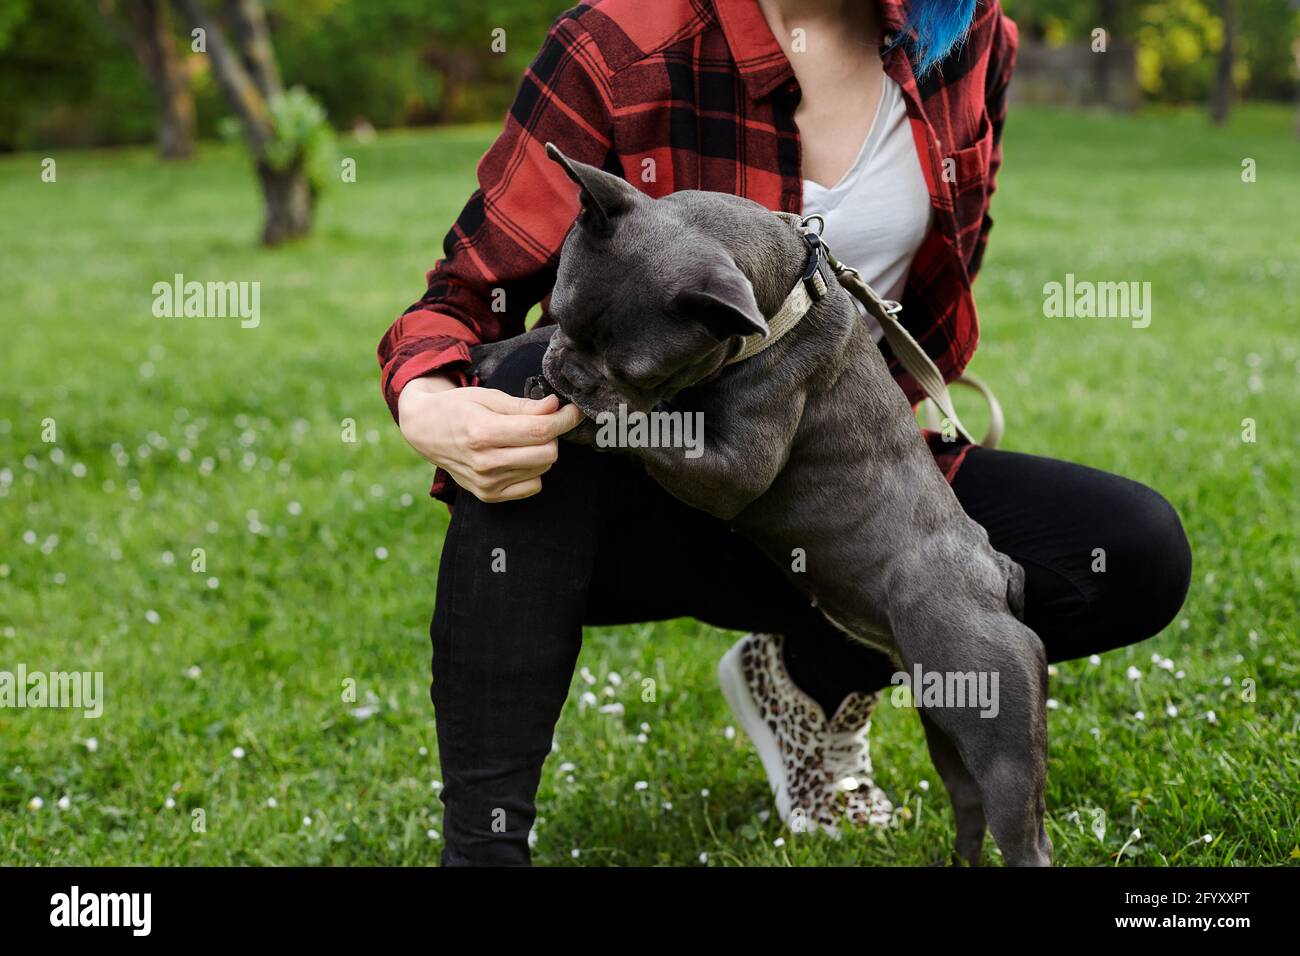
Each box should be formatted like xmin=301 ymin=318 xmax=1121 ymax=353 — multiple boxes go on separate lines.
xmin=375 ymin=11 xmax=614 ymax=422
xmin=967 ymin=7 xmax=1018 ymax=281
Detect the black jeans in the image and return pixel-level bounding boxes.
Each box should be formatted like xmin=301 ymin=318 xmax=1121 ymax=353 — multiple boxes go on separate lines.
xmin=429 ymin=341 xmax=1192 ymax=865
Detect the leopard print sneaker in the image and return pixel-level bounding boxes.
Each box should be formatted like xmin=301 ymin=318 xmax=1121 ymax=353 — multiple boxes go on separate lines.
xmin=718 ymin=632 xmax=893 ymax=837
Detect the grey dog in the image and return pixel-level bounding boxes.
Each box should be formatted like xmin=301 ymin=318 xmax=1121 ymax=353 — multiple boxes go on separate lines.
xmin=470 ymin=144 xmax=1052 ymax=866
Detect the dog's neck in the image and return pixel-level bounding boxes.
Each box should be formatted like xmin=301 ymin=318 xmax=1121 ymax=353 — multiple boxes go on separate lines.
xmin=714 ymin=212 xmax=861 ymax=385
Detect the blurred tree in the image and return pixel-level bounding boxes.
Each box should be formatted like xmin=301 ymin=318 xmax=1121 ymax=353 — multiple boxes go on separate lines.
xmin=94 ymin=0 xmax=195 ymax=158
xmin=1209 ymin=0 xmax=1235 ymax=123
xmin=176 ymin=0 xmax=331 ymax=244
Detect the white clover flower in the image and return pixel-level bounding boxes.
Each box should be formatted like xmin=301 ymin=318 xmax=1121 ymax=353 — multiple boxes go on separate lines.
xmin=598 ymin=702 xmax=624 ymax=717
xmin=919 ymin=780 xmax=930 ymax=791
xmin=374 ymin=546 xmax=389 ymax=560
xmin=1166 ymin=705 xmax=1178 ymax=718
xmin=1134 ymin=711 xmax=1145 ymax=721
xmin=57 ymin=795 xmax=71 ymax=811
xmin=699 ymin=852 xmax=708 ymax=863
xmin=724 ymin=725 xmax=736 ymax=741
xmin=634 ymin=781 xmax=648 ymax=792
xmin=85 ymin=737 xmax=99 ymax=753
xmin=558 ymin=762 xmax=576 ymax=773
xmin=428 ymin=829 xmax=440 ymax=841
xmin=1088 ymin=654 xmax=1101 ymax=666
xmin=1047 ymin=699 xmax=1059 ymax=710
xmin=145 ymin=609 xmax=161 ymax=625
xmin=773 ymin=837 xmax=786 ymax=848
xmin=266 ymin=797 xmax=277 ymax=808
xmin=185 ymin=665 xmax=202 ymax=679
xmin=232 ymin=746 xmax=246 ymax=759
xmin=1205 ymin=710 xmax=1218 ymax=725
xmin=570 ymin=848 xmax=581 ymax=859
xmin=28 ymin=796 xmax=44 ymax=811
xmin=303 ymin=816 xmax=312 ymax=827
xmin=608 ymin=672 xmax=622 ymax=686
xmin=1126 ymin=666 xmax=1142 ymax=681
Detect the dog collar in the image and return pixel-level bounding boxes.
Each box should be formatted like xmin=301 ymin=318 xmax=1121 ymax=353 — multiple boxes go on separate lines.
xmin=726 ymin=216 xmax=830 ymax=366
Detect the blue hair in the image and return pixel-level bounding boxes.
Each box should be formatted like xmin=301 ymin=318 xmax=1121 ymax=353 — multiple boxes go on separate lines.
xmin=901 ymin=0 xmax=978 ymax=75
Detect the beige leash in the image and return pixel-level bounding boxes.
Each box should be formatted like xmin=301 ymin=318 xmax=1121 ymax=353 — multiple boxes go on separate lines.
xmin=728 ymin=215 xmax=1004 ymax=448
xmin=825 ymin=246 xmax=1003 ymax=448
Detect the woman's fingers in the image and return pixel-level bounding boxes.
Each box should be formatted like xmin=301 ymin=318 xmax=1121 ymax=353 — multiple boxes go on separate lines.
xmin=489 ymin=477 xmax=545 ymax=501
xmin=470 ymin=388 xmax=560 ymax=416
xmin=475 ymin=404 xmax=584 ymax=448
xmin=466 ymin=388 xmax=586 ymax=448
xmin=473 ymin=440 xmax=560 ymax=476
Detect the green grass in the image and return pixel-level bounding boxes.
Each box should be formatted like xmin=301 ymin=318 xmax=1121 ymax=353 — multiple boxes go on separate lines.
xmin=0 ymin=105 xmax=1296 ymax=866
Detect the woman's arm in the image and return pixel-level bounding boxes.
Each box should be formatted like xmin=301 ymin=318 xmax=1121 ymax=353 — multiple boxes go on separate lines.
xmin=968 ymin=3 xmax=1018 ymax=280
xmin=377 ymin=9 xmax=612 ymax=499
xmin=377 ymin=11 xmax=616 ymax=420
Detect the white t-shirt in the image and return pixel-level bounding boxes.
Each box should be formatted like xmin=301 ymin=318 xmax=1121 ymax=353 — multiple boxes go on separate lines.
xmin=801 ymin=74 xmax=932 ymax=340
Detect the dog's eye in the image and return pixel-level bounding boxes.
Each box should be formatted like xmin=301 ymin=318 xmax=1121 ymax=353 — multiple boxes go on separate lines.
xmin=622 ymin=370 xmax=668 ymax=390
xmin=614 ymin=357 xmax=668 ymax=390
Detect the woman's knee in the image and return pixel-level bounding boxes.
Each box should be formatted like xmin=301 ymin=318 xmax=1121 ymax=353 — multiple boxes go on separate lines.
xmin=1094 ymin=482 xmax=1192 ymax=642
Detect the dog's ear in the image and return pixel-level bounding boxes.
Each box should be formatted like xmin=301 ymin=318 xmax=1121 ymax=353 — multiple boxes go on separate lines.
xmin=546 ymin=142 xmax=639 ymax=233
xmin=672 ymin=265 xmax=769 ymax=341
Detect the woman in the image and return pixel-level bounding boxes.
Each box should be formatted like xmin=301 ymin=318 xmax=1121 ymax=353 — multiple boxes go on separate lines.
xmin=378 ymin=0 xmax=1192 ymax=866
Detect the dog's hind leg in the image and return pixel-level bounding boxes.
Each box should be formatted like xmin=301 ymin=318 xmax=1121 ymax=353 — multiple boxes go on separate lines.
xmin=919 ymin=710 xmax=987 ymax=865
xmin=893 ymin=600 xmax=1052 ymax=867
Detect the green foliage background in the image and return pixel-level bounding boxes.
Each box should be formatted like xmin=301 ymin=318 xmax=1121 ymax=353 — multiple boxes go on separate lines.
xmin=0 ymin=0 xmax=1294 ymax=152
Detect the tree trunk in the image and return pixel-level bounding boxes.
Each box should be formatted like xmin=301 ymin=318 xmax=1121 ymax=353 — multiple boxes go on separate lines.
xmin=1210 ymin=0 xmax=1235 ymax=125
xmin=98 ymin=0 xmax=196 ymax=159
xmin=177 ymin=0 xmax=317 ymax=245
xmin=153 ymin=45 xmax=195 ymax=159
xmin=424 ymin=44 xmax=477 ymax=124
xmin=1092 ymin=0 xmax=1118 ymax=106
xmin=257 ymin=159 xmax=313 ymax=245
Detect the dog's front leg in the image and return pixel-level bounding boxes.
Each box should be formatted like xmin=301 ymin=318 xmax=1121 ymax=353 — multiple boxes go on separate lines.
xmin=627 ymin=396 xmax=804 ymax=522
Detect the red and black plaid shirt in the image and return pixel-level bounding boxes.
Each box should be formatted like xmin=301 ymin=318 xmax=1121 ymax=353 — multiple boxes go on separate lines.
xmin=378 ymin=0 xmax=1018 ymax=498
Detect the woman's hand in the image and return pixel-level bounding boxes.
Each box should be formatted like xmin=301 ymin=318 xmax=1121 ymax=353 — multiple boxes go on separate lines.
xmin=397 ymin=375 xmax=585 ymax=502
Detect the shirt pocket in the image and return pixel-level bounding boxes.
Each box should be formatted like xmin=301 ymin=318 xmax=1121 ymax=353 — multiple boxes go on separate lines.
xmin=945 ymin=111 xmax=994 ymax=248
